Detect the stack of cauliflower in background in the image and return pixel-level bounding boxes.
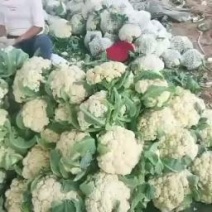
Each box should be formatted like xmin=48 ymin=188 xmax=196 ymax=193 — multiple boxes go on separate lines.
xmin=0 ymin=0 xmax=212 ymax=212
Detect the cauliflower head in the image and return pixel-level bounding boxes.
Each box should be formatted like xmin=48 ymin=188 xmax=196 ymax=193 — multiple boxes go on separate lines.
xmin=191 ymin=151 xmax=212 ymax=204
xmin=97 ymin=126 xmax=142 ymax=175
xmin=133 ymin=55 xmax=165 ymax=73
xmin=48 ymin=64 xmax=88 ymax=104
xmin=162 ymin=49 xmax=182 ymax=68
xmin=5 ymin=179 xmax=27 ymax=212
xmin=86 ymin=61 xmax=126 ymax=85
xmin=84 ymin=31 xmax=102 ymax=49
xmin=48 ymin=16 xmax=72 ymax=38
xmin=32 ymin=175 xmax=80 ymax=212
xmin=170 ymin=36 xmax=193 ymax=53
xmin=118 ymin=23 xmax=141 ymax=43
xmin=0 ymin=79 xmax=8 ymax=104
xmin=149 ymin=171 xmax=191 ymax=212
xmin=138 ymin=107 xmax=180 ymax=141
xmin=20 ymin=98 xmax=49 ymax=132
xmin=54 ymin=103 xmax=71 ymax=123
xmin=77 ymin=90 xmax=108 ymax=130
xmin=181 ymin=49 xmax=204 ymax=70
xmin=135 ymin=34 xmax=157 ymax=55
xmin=170 ymin=87 xmax=205 ymax=128
xmin=80 ymin=172 xmax=130 ymax=212
xmin=22 ymin=145 xmax=50 ymax=179
xmin=55 ymin=130 xmax=96 ymax=175
xmin=135 ymin=78 xmax=168 ymax=94
xmin=13 ymin=57 xmax=51 ymax=103
xmin=158 ymin=128 xmax=198 ymax=160
xmin=70 ymin=13 xmax=86 ymax=35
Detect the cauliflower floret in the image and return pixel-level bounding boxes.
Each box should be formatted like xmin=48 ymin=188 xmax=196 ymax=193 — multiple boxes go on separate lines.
xmin=5 ymin=179 xmax=27 ymax=212
xmin=84 ymin=31 xmax=102 ymax=48
xmin=56 ymin=130 xmax=96 ymax=175
xmin=22 ymin=145 xmax=50 ymax=179
xmin=118 ymin=23 xmax=141 ymax=43
xmin=191 ymin=151 xmax=212 ymax=203
xmin=127 ymin=10 xmax=151 ymax=30
xmin=77 ymin=91 xmax=108 ymax=130
xmin=86 ymin=61 xmax=126 ymax=85
xmin=198 ymin=109 xmax=212 ymax=147
xmin=154 ymin=38 xmax=171 ymax=56
xmin=135 ymin=78 xmax=168 ymax=94
xmin=54 ymin=104 xmax=71 ymax=123
xmin=48 ymin=16 xmax=72 ymax=38
xmin=70 ymin=13 xmax=86 ymax=35
xmin=170 ymin=36 xmax=193 ymax=53
xmin=80 ymin=173 xmax=130 ymax=212
xmin=32 ymin=175 xmax=80 ymax=212
xmin=88 ymin=36 xmax=113 ymax=56
xmin=100 ymin=9 xmax=125 ymax=34
xmin=97 ymin=126 xmax=142 ymax=175
xmin=21 ymin=98 xmax=49 ymax=132
xmin=137 ymin=107 xmax=180 ymax=141
xmin=13 ymin=57 xmax=51 ymax=103
xmin=40 ymin=128 xmax=60 ymax=144
xmin=135 ymin=34 xmax=157 ymax=55
xmin=0 ymin=109 xmax=8 ymax=127
xmin=86 ymin=13 xmax=100 ymax=31
xmin=170 ymin=87 xmax=205 ymax=128
xmin=133 ymin=55 xmax=165 ymax=72
xmin=149 ymin=171 xmax=191 ymax=212
xmin=162 ymin=49 xmax=182 ymax=68
xmin=158 ymin=128 xmax=198 ymax=160
xmin=181 ymin=49 xmax=204 ymax=70
xmin=48 ymin=64 xmax=88 ymax=104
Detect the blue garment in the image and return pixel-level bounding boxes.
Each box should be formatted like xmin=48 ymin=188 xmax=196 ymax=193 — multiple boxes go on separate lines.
xmin=15 ymin=34 xmax=53 ymax=59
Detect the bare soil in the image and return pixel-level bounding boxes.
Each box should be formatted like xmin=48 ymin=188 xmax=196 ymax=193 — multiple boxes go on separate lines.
xmin=170 ymin=0 xmax=212 ymax=106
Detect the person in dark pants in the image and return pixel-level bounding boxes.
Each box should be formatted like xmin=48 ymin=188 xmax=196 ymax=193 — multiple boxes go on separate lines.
xmin=0 ymin=0 xmax=53 ymax=60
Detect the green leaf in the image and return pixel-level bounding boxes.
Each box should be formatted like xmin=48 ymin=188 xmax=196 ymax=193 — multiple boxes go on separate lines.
xmin=50 ymin=150 xmax=63 ymax=177
xmin=162 ymin=158 xmax=186 ymax=173
xmin=51 ymin=199 xmax=84 ymax=212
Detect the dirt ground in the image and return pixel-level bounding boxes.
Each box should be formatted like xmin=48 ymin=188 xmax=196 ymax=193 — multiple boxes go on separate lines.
xmin=170 ymin=0 xmax=212 ymax=107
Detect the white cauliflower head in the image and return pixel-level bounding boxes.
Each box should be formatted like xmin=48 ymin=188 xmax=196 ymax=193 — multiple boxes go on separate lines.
xmin=170 ymin=36 xmax=193 ymax=53
xmin=84 ymin=31 xmax=102 ymax=49
xmin=40 ymin=128 xmax=60 ymax=145
xmin=135 ymin=78 xmax=168 ymax=94
xmin=118 ymin=23 xmax=141 ymax=43
xmin=192 ymin=151 xmax=212 ymax=204
xmin=181 ymin=49 xmax=204 ymax=70
xmin=80 ymin=173 xmax=131 ymax=212
xmin=70 ymin=13 xmax=86 ymax=35
xmin=158 ymin=128 xmax=198 ymax=160
xmin=55 ymin=130 xmax=96 ymax=175
xmin=170 ymin=87 xmax=205 ymax=128
xmin=22 ymin=145 xmax=50 ymax=179
xmin=54 ymin=103 xmax=71 ymax=123
xmin=97 ymin=126 xmax=142 ymax=175
xmin=21 ymin=98 xmax=49 ymax=132
xmin=88 ymin=36 xmax=113 ymax=56
xmin=135 ymin=34 xmax=157 ymax=55
xmin=48 ymin=64 xmax=88 ymax=104
xmin=13 ymin=57 xmax=51 ymax=103
xmin=138 ymin=107 xmax=180 ymax=141
xmin=48 ymin=16 xmax=72 ymax=38
xmin=133 ymin=55 xmax=165 ymax=73
xmin=77 ymin=90 xmax=108 ymax=130
xmin=154 ymin=38 xmax=171 ymax=56
xmin=5 ymin=179 xmax=27 ymax=212
xmin=162 ymin=49 xmax=182 ymax=68
xmin=86 ymin=61 xmax=126 ymax=85
xmin=32 ymin=175 xmax=80 ymax=212
xmin=149 ymin=171 xmax=191 ymax=212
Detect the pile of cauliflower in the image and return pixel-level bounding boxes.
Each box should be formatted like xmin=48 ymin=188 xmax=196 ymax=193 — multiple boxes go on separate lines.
xmin=0 ymin=0 xmax=211 ymax=212
xmin=41 ymin=0 xmax=204 ymax=71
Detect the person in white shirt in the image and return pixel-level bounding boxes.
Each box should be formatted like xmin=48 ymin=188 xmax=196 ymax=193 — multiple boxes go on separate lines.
xmin=0 ymin=0 xmax=53 ymax=59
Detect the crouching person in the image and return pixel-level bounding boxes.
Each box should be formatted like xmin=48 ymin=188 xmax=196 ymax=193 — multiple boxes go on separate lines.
xmin=0 ymin=0 xmax=53 ymax=59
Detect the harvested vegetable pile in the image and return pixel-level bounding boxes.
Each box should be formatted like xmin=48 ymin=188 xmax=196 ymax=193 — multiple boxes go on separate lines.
xmin=0 ymin=0 xmax=211 ymax=212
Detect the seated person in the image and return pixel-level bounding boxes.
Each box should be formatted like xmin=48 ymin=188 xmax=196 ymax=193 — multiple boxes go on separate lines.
xmin=0 ymin=0 xmax=53 ymax=59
